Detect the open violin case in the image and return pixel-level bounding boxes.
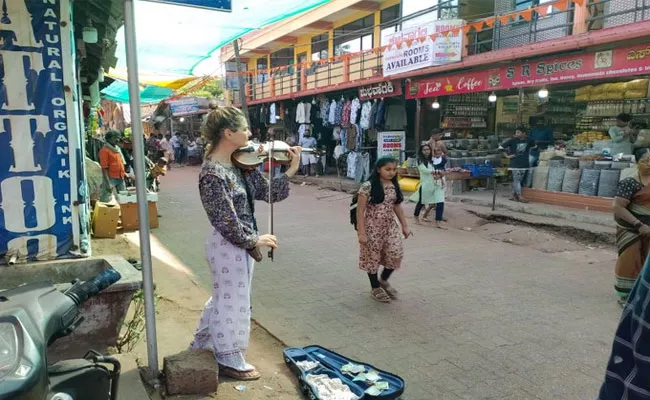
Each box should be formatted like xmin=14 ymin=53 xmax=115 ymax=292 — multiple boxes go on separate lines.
xmin=283 ymin=345 xmax=405 ymax=400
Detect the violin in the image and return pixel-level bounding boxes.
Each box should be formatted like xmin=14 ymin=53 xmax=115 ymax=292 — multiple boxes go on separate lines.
xmin=234 ymin=139 xmax=320 ymax=262
xmin=231 ymin=140 xmax=320 ymax=170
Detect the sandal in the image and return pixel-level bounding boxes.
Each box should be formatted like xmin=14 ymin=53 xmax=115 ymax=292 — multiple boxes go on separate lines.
xmin=218 ymin=365 xmax=261 ymax=381
xmin=379 ymin=280 xmax=398 ymax=299
xmin=371 ymin=288 xmax=391 ymax=303
xmin=421 ymin=217 xmax=431 ymax=222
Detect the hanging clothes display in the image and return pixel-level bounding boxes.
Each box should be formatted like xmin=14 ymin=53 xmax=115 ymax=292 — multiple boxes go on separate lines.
xmin=369 ymin=100 xmax=378 ymax=130
xmin=269 ymin=103 xmax=277 ymax=124
xmin=260 ymin=105 xmax=268 ymax=127
xmin=347 ymin=152 xmax=358 ymax=179
xmin=360 ymin=101 xmax=372 ymax=129
xmin=296 ymin=101 xmax=312 ymax=124
xmin=320 ymin=99 xmax=330 ymax=127
xmin=385 ymin=103 xmax=406 ymax=131
xmin=350 ymin=97 xmax=361 ymax=125
xmin=334 ymin=99 xmax=344 ymax=126
xmin=341 ymin=100 xmax=352 ymax=127
xmin=346 ymin=125 xmax=358 ymax=151
xmin=375 ymin=99 xmax=386 ymax=128
xmin=328 ymin=100 xmax=337 ymax=126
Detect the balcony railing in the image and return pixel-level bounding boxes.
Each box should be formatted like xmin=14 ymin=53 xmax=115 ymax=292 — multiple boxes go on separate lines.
xmin=229 ymin=1 xmax=650 ymax=105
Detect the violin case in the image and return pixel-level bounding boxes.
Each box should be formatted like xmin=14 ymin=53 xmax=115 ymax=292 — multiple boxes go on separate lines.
xmin=283 ymin=345 xmax=405 ymax=400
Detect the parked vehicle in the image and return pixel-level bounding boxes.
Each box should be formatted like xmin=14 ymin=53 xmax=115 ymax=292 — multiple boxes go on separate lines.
xmin=0 ymin=268 xmax=122 ymax=400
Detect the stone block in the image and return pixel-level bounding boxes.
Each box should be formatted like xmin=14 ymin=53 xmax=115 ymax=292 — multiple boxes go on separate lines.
xmin=163 ymin=349 xmax=218 ymax=395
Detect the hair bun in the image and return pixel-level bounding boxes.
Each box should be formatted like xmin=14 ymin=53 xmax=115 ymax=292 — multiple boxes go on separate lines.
xmin=208 ymin=100 xmax=219 ymax=110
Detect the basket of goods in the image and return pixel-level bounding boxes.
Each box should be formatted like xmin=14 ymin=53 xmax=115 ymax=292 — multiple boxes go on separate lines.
xmin=575 ymin=131 xmax=608 ymax=146
xmin=445 ymin=168 xmax=471 ymax=180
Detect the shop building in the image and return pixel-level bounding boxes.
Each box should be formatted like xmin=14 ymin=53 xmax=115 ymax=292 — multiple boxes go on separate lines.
xmin=0 ymin=0 xmax=124 ymax=262
xmin=221 ymin=0 xmax=650 ymax=205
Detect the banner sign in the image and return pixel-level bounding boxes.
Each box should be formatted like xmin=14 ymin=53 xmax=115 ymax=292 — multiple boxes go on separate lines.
xmin=383 ymin=20 xmax=464 ymax=77
xmin=406 ymin=42 xmax=650 ymax=98
xmin=142 ymin=0 xmax=232 ymax=11
xmin=168 ymin=98 xmax=200 ymax=116
xmin=0 ymin=0 xmax=79 ymax=261
xmin=377 ymin=131 xmax=406 ymax=163
xmin=358 ymin=81 xmax=402 ymax=101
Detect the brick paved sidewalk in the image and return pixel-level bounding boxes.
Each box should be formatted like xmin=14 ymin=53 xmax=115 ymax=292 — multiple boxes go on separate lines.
xmin=155 ymin=166 xmax=620 ymax=400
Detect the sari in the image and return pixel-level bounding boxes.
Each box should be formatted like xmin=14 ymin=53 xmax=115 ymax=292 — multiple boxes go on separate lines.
xmin=614 ymin=178 xmax=650 ymax=299
xmin=599 ymin=253 xmax=650 ymax=399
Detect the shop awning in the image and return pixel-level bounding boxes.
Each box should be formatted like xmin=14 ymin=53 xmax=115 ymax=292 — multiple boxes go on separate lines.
xmin=100 ymin=80 xmax=174 ymax=103
xmin=106 ymin=69 xmax=198 ymax=90
xmin=113 ymin=0 xmax=332 ymax=76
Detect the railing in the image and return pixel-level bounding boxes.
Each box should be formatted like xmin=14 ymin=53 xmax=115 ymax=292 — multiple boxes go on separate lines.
xmin=587 ymin=0 xmax=650 ymax=30
xmin=230 ymin=1 xmax=650 ymax=104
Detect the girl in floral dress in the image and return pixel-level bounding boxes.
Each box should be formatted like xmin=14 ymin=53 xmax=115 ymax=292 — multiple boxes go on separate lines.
xmin=189 ymin=104 xmax=301 ymax=381
xmin=356 ymin=156 xmax=411 ymax=303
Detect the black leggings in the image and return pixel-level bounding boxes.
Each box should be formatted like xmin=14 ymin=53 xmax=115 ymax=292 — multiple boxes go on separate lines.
xmin=414 ymin=186 xmax=425 ymax=217
xmin=368 ymin=268 xmax=395 ymax=289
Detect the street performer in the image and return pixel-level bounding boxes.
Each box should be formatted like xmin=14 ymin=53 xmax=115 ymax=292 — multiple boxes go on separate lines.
xmin=189 ymin=103 xmax=301 ymax=381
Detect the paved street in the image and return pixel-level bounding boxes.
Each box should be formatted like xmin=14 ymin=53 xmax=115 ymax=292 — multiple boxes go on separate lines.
xmin=154 ymin=166 xmax=621 ymax=400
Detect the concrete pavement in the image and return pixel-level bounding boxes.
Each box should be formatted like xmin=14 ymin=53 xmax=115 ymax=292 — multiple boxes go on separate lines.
xmin=155 ymin=166 xmax=621 ymax=400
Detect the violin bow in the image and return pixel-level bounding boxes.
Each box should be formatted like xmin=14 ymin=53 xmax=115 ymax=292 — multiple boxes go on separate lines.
xmin=268 ymin=137 xmax=274 ymax=261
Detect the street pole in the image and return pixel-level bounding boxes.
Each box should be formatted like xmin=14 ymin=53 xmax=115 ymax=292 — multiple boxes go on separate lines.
xmin=123 ymin=0 xmax=160 ymax=379
xmin=232 ymin=38 xmax=251 ymax=128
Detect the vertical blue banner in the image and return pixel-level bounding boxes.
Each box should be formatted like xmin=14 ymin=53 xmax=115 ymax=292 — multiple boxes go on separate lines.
xmin=0 ymin=0 xmax=78 ymax=261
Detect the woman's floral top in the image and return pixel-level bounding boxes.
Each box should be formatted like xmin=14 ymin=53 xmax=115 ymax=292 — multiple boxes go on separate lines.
xmin=199 ymin=160 xmax=290 ymax=249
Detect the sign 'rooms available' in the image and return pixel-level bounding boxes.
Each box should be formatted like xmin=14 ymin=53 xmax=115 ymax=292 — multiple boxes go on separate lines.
xmin=0 ymin=0 xmax=78 ymax=261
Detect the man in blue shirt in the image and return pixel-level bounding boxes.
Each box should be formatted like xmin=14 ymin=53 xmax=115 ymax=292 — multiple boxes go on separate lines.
xmin=529 ymin=117 xmax=554 ymax=167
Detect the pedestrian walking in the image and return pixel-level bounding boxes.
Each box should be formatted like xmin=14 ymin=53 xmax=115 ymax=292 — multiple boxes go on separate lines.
xmin=189 ymin=103 xmax=302 ymax=381
xmin=411 ymin=145 xmax=447 ymax=228
xmin=356 ymin=156 xmax=411 ymax=303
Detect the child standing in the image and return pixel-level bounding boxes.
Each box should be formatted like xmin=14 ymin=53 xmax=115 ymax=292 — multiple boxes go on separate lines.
xmin=356 ymin=156 xmax=411 ymax=303
xmin=299 ymin=131 xmax=318 ymax=176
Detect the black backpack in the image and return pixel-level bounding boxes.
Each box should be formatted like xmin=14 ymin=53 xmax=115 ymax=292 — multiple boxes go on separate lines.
xmin=349 ymin=193 xmax=359 ymax=230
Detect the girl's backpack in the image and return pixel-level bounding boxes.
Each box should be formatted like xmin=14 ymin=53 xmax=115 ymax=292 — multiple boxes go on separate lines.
xmin=349 ymin=193 xmax=358 ymax=230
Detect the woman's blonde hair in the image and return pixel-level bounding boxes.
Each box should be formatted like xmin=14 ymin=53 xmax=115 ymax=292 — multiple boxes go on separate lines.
xmin=638 ymin=152 xmax=650 ymax=176
xmin=202 ymin=101 xmax=247 ymax=155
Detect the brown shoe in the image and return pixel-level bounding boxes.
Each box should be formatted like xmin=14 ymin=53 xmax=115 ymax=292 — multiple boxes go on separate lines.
xmin=379 ymin=280 xmax=398 ymax=299
xmin=371 ymin=287 xmax=391 ymax=303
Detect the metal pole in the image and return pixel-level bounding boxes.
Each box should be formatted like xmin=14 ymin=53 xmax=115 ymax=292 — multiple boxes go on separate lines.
xmin=233 ymin=39 xmax=251 ymax=128
xmin=123 ymin=0 xmax=159 ymax=378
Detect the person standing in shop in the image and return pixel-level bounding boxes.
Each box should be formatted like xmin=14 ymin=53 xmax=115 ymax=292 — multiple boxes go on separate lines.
xmin=98 ymin=130 xmax=128 ymax=202
xmin=189 ymin=103 xmax=302 ymax=381
xmin=528 ymin=117 xmax=554 ymax=167
xmin=159 ymin=134 xmax=174 ymax=169
xmin=356 ymin=156 xmax=411 ymax=303
xmin=299 ymin=130 xmax=318 ymax=176
xmin=427 ymin=129 xmax=448 ymax=156
xmin=501 ymin=126 xmax=536 ymax=203
xmin=609 ymin=113 xmax=635 ymax=156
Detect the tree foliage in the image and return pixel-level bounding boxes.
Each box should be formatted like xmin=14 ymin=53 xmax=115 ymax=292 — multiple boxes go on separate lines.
xmin=186 ymin=78 xmax=224 ymax=99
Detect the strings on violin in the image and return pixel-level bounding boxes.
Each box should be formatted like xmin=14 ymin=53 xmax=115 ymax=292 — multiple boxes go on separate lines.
xmin=232 ymin=140 xmax=321 ymax=170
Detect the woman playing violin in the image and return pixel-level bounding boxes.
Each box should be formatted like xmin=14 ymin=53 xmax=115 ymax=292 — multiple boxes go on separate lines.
xmin=189 ymin=104 xmax=301 ymax=381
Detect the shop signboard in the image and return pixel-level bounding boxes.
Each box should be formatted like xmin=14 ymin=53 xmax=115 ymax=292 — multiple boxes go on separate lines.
xmin=358 ymin=81 xmax=403 ymax=101
xmin=406 ymin=70 xmax=490 ymax=98
xmin=1 ymin=0 xmax=81 ymax=260
xmin=406 ymin=42 xmax=650 ymax=98
xmin=377 ymin=131 xmax=406 ymax=163
xmin=383 ymin=20 xmax=464 ymax=77
xmin=168 ymin=98 xmax=200 ymax=116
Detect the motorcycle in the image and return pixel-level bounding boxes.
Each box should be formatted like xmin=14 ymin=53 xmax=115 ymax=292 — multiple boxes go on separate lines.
xmin=0 ymin=268 xmax=123 ymax=400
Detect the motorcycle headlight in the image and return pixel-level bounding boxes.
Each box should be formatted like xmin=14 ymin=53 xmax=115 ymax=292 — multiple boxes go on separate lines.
xmin=0 ymin=322 xmax=19 ymax=379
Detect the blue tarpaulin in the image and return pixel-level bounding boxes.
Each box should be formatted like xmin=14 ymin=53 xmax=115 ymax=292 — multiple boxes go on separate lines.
xmin=100 ymin=80 xmax=174 ymax=104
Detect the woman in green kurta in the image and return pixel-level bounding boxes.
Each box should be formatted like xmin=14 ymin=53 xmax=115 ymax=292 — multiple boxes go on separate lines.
xmin=410 ymin=145 xmax=445 ymax=226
